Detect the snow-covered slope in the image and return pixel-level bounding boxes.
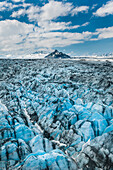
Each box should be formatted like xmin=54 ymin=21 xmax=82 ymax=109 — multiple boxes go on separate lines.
xmin=0 ymin=59 xmax=113 ymax=170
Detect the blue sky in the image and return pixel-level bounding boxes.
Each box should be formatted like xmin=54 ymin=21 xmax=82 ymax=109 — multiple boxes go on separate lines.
xmin=0 ymin=0 xmax=113 ymax=56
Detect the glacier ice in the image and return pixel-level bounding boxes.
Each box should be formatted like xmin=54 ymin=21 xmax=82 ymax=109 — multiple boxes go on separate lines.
xmin=0 ymin=59 xmax=113 ymax=169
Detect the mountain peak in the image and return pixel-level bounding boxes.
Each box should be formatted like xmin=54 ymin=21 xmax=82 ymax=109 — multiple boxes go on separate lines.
xmin=45 ymin=50 xmax=71 ymax=59
xmin=54 ymin=49 xmax=58 ymax=53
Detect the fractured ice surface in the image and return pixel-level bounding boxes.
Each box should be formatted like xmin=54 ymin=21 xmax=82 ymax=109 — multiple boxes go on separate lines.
xmin=0 ymin=59 xmax=113 ymax=169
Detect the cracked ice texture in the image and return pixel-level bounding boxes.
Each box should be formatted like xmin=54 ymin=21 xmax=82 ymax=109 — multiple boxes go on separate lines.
xmin=0 ymin=59 xmax=113 ymax=169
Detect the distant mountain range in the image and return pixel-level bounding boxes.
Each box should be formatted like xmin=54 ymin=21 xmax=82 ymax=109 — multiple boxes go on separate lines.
xmin=100 ymin=53 xmax=113 ymax=57
xmin=45 ymin=50 xmax=71 ymax=59
xmin=33 ymin=51 xmax=47 ymax=54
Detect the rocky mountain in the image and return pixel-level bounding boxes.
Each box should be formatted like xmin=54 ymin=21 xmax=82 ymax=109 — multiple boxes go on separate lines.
xmin=99 ymin=52 xmax=113 ymax=57
xmin=45 ymin=50 xmax=71 ymax=59
xmin=0 ymin=59 xmax=113 ymax=170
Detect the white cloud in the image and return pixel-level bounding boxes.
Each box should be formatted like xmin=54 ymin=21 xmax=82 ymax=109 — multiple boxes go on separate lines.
xmin=0 ymin=20 xmax=33 ymax=37
xmin=0 ymin=1 xmax=14 ymax=11
xmin=38 ymin=1 xmax=73 ymax=21
xmin=11 ymin=1 xmax=73 ymax=21
xmin=91 ymin=4 xmax=97 ymax=10
xmin=81 ymin=22 xmax=89 ymax=27
xmin=11 ymin=8 xmax=26 ymax=17
xmin=0 ymin=1 xmax=29 ymax=12
xmin=0 ymin=19 xmax=93 ymax=55
xmin=10 ymin=1 xmax=90 ymax=34
xmin=11 ymin=7 xmax=80 ymax=32
xmin=89 ymin=26 xmax=113 ymax=41
xmin=0 ymin=20 xmax=34 ymax=54
xmin=96 ymin=26 xmax=113 ymax=39
xmin=94 ymin=1 xmax=113 ymax=17
xmin=11 ymin=1 xmax=90 ymax=23
xmin=26 ymin=26 xmax=92 ymax=48
xmin=38 ymin=21 xmax=80 ymax=31
xmin=1 ymin=20 xmax=113 ymax=56
xmin=11 ymin=0 xmax=25 ymax=2
xmin=71 ymin=6 xmax=89 ymax=16
xmin=26 ymin=31 xmax=87 ymax=48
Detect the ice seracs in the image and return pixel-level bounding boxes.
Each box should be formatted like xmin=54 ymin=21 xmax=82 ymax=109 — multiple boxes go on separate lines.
xmin=0 ymin=59 xmax=113 ymax=170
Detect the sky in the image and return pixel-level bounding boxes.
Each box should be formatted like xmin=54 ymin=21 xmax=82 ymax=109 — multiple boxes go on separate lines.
xmin=0 ymin=0 xmax=113 ymax=57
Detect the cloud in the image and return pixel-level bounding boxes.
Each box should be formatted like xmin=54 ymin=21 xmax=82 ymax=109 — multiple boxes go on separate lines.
xmin=91 ymin=4 xmax=97 ymax=10
xmin=0 ymin=1 xmax=14 ymax=11
xmin=11 ymin=8 xmax=26 ymax=17
xmin=81 ymin=22 xmax=89 ymax=27
xmin=0 ymin=1 xmax=30 ymax=12
xmin=11 ymin=1 xmax=90 ymax=32
xmin=0 ymin=20 xmax=34 ymax=54
xmin=10 ymin=1 xmax=90 ymax=35
xmin=0 ymin=20 xmax=33 ymax=37
xmin=11 ymin=1 xmax=90 ymax=22
xmin=71 ymin=6 xmax=89 ymax=16
xmin=96 ymin=26 xmax=113 ymax=39
xmin=11 ymin=0 xmax=25 ymax=2
xmin=38 ymin=1 xmax=73 ymax=21
xmin=11 ymin=1 xmax=73 ymax=21
xmin=94 ymin=0 xmax=113 ymax=17
xmin=89 ymin=26 xmax=113 ymax=41
xmin=0 ymin=19 xmax=93 ymax=55
xmin=26 ymin=31 xmax=92 ymax=49
xmin=37 ymin=21 xmax=81 ymax=31
xmin=1 ymin=20 xmax=113 ymax=55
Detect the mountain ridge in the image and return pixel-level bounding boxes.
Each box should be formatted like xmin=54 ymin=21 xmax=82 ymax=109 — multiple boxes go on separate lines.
xmin=45 ymin=50 xmax=71 ymax=59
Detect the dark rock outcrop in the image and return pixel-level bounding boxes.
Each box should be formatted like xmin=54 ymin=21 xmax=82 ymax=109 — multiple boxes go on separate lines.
xmin=45 ymin=50 xmax=71 ymax=59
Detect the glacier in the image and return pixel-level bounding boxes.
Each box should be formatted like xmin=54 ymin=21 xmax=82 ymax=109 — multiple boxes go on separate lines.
xmin=0 ymin=59 xmax=113 ymax=170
